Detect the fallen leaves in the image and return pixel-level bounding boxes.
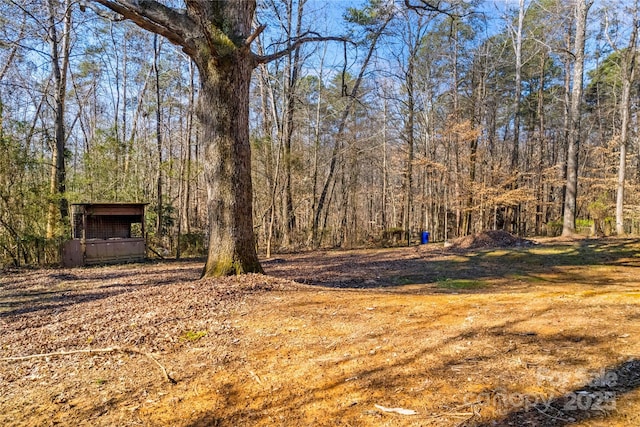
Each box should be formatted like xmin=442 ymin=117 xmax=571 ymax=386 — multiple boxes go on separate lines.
xmin=2 ymin=239 xmax=640 ymax=427
xmin=1 ymin=346 xmax=176 ymax=384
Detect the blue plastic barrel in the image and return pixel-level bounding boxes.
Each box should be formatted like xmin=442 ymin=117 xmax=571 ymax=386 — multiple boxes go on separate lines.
xmin=421 ymin=231 xmax=430 ymax=244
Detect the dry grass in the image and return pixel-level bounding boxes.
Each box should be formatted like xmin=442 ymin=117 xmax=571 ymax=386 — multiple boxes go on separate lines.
xmin=1 ymin=236 xmax=639 ymax=426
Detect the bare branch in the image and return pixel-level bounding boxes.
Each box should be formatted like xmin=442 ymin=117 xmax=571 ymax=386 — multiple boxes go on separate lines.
xmin=79 ymin=1 xmax=125 ymax=21
xmin=87 ymin=0 xmax=197 ymax=54
xmin=245 ymin=24 xmax=266 ymax=48
xmin=254 ymin=34 xmax=351 ymax=64
xmin=7 ymin=0 xmax=48 ymax=32
xmin=0 ymin=12 xmax=26 ymax=83
xmin=404 ymin=0 xmax=458 ymax=18
xmin=603 ymin=11 xmax=619 ymax=52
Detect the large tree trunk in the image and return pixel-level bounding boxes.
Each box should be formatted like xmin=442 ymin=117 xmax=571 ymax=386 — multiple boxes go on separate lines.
xmin=196 ymin=55 xmax=263 ymax=276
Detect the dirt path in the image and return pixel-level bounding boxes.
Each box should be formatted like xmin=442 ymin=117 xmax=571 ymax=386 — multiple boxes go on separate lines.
xmin=1 ymin=238 xmax=639 ymax=426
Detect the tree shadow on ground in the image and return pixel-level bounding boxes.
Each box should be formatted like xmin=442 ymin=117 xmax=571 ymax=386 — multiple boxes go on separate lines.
xmin=0 ymin=262 xmax=201 ymax=318
xmin=464 ymin=358 xmax=640 ymax=427
xmin=178 ymin=304 xmax=638 ymax=427
xmin=263 ymin=238 xmax=640 ymax=291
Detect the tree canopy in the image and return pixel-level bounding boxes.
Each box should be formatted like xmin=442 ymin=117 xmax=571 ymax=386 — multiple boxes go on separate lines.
xmin=1 ymin=0 xmax=640 ymax=269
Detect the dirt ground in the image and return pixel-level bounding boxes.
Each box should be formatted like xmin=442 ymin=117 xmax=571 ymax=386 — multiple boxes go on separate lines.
xmin=1 ymin=235 xmax=640 ymax=426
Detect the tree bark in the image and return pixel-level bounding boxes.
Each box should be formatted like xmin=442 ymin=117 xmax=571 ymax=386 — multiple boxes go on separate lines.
xmin=154 ymin=34 xmax=163 ymax=238
xmin=562 ymin=0 xmax=592 ymax=236
xmin=45 ymin=0 xmax=72 ymax=239
xmin=196 ymin=52 xmax=263 ymax=276
xmin=535 ymin=55 xmax=547 ymax=236
xmin=614 ymin=3 xmax=638 ymax=235
xmin=508 ymin=0 xmax=525 ymax=235
xmin=403 ymin=56 xmax=415 ymax=246
xmin=182 ymin=60 xmax=196 ymax=236
xmin=510 ymin=0 xmax=524 ymax=172
xmin=310 ymin=44 xmax=327 ymax=245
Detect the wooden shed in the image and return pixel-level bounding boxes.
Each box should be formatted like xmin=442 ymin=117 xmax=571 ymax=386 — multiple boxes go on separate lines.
xmin=62 ymin=203 xmax=147 ymax=267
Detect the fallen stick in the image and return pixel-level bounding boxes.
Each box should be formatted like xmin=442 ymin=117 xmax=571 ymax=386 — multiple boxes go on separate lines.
xmin=374 ymin=404 xmax=417 ymax=415
xmin=1 ymin=346 xmax=176 ymax=384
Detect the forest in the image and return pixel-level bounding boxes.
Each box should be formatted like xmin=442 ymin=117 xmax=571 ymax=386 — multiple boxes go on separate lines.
xmin=1 ymin=0 xmax=639 ymax=268
xmin=2 ymin=2 xmax=640 ymax=425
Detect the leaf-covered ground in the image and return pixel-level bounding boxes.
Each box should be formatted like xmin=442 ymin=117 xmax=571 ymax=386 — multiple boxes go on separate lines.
xmin=1 ymin=237 xmax=640 ymax=426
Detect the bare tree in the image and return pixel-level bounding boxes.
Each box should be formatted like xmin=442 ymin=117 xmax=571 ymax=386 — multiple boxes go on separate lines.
xmin=562 ymin=0 xmax=593 ymax=236
xmin=153 ymin=34 xmax=164 ymax=238
xmin=607 ymin=1 xmax=639 ymax=235
xmin=281 ymin=0 xmax=306 ymax=248
xmin=45 ymin=0 xmax=73 ymax=239
xmin=312 ymin=4 xmax=394 ymax=247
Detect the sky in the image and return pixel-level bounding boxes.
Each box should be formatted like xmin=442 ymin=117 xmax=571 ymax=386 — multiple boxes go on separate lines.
xmin=256 ymin=0 xmax=526 ymax=82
